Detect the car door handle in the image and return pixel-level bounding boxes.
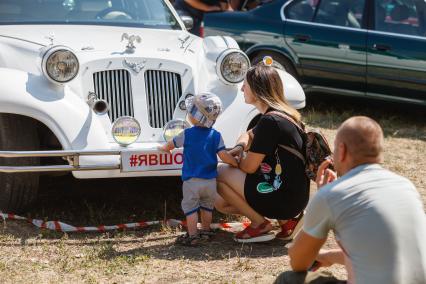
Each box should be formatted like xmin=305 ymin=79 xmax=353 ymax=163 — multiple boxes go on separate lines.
xmin=294 ymin=34 xmax=311 ymax=42
xmin=373 ymin=44 xmax=391 ymax=51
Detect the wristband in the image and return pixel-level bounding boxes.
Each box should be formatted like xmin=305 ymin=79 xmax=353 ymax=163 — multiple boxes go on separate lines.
xmin=234 ymin=144 xmax=245 ymax=151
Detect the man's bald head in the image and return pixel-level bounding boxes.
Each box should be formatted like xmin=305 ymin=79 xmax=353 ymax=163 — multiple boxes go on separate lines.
xmin=336 ymin=116 xmax=384 ymax=165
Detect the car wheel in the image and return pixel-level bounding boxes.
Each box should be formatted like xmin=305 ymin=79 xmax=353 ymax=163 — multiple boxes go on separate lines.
xmin=0 ymin=114 xmax=40 ymax=213
xmin=252 ymin=52 xmax=298 ymax=79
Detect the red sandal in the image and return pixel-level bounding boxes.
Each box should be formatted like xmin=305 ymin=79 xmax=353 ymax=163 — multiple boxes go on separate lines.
xmin=276 ymin=211 xmax=305 ymax=241
xmin=234 ymin=219 xmax=275 ymax=243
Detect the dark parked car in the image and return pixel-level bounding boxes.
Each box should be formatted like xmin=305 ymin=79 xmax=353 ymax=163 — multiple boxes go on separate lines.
xmin=204 ymin=0 xmax=426 ymax=106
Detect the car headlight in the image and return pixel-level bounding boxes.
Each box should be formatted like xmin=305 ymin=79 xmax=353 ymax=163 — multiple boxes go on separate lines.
xmin=42 ymin=46 xmax=79 ymax=84
xmin=163 ymin=119 xmax=190 ymax=142
xmin=216 ymin=49 xmax=250 ymax=85
xmin=111 ymin=116 xmax=141 ymax=146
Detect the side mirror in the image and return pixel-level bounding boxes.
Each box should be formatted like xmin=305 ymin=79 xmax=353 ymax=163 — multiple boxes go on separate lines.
xmin=180 ymin=15 xmax=194 ymax=30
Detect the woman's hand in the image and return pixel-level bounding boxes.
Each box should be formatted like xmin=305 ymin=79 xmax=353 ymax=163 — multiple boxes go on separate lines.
xmin=231 ymin=130 xmax=252 ymax=158
xmin=228 ymin=144 xmax=244 ymax=161
xmin=316 ymin=159 xmax=337 ymax=189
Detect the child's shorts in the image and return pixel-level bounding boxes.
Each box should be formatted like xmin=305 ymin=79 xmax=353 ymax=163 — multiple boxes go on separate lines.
xmin=182 ymin=178 xmax=216 ymax=216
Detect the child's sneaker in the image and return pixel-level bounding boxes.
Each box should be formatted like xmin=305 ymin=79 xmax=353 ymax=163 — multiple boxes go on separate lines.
xmin=175 ymin=233 xmax=202 ymax=246
xmin=199 ymin=229 xmax=215 ymax=240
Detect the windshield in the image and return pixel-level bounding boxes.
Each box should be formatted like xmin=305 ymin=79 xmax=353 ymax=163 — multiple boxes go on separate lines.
xmin=0 ymin=0 xmax=181 ymax=30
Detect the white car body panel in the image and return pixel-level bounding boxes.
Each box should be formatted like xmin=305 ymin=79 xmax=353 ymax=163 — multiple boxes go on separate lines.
xmin=0 ymin=9 xmax=305 ymax=179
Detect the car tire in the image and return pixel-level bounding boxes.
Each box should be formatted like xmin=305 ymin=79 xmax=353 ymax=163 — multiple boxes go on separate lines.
xmin=0 ymin=114 xmax=39 ymax=213
xmin=252 ymin=52 xmax=298 ymax=79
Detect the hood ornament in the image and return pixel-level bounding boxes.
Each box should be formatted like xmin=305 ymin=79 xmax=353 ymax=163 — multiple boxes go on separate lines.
xmin=121 ymin=33 xmax=141 ymax=52
xmin=123 ymin=59 xmax=146 ymax=74
xmin=178 ymin=34 xmax=190 ymax=49
xmin=45 ymin=33 xmax=55 ymax=45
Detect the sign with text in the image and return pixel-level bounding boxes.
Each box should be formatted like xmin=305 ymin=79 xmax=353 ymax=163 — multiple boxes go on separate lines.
xmin=121 ymin=149 xmax=183 ymax=172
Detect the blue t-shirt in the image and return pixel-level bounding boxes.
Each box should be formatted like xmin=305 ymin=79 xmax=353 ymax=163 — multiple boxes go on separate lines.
xmin=173 ymin=126 xmax=225 ymax=181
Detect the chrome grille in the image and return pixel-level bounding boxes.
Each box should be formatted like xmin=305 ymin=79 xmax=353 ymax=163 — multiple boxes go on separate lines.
xmin=145 ymin=70 xmax=182 ymax=128
xmin=93 ymin=69 xmax=134 ymax=122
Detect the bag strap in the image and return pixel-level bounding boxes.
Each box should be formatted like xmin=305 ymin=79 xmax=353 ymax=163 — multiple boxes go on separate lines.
xmin=266 ymin=111 xmax=306 ymax=164
xmin=278 ymin=144 xmax=306 ymax=163
xmin=266 ymin=111 xmax=305 ymax=133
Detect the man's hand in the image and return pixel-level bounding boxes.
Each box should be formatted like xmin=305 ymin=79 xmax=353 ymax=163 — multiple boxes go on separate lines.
xmin=315 ymin=249 xmax=345 ymax=268
xmin=288 ymin=231 xmax=327 ymax=272
xmin=316 ymin=159 xmax=337 ymax=189
xmin=315 ymin=250 xmax=335 ymax=268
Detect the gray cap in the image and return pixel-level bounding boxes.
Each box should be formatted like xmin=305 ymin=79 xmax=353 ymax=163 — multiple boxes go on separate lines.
xmin=185 ymin=92 xmax=223 ymax=128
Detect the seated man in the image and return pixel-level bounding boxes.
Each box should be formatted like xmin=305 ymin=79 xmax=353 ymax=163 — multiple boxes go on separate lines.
xmin=276 ymin=116 xmax=426 ymax=284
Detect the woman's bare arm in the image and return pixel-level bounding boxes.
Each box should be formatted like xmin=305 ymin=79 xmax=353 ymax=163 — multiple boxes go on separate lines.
xmin=234 ymin=129 xmax=253 ymax=151
xmin=238 ymin=151 xmax=265 ymax=174
xmin=185 ymin=0 xmax=221 ymax=11
xmin=229 ymin=129 xmax=264 ymax=173
xmin=218 ymin=150 xmax=238 ymax=167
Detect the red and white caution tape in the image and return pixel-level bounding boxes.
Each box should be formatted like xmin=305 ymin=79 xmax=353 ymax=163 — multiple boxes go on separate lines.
xmin=0 ymin=213 xmax=249 ymax=233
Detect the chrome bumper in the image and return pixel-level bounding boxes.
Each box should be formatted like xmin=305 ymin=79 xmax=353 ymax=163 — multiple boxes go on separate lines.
xmin=0 ymin=150 xmax=121 ymax=173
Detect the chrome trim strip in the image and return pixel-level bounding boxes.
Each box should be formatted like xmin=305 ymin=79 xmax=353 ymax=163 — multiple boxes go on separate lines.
xmin=0 ymin=165 xmax=120 ymax=173
xmin=120 ymin=70 xmax=125 ymax=117
xmin=303 ymin=85 xmax=426 ymax=105
xmin=0 ymin=149 xmax=122 ymax=173
xmin=365 ymin=92 xmax=426 ymax=105
xmin=303 ymin=85 xmax=365 ymax=97
xmin=221 ymin=35 xmax=230 ymax=48
xmin=161 ymin=71 xmax=167 ymax=125
xmin=146 ymin=70 xmax=153 ymax=125
xmin=153 ymin=71 xmax=160 ymax=126
xmin=0 ymin=35 xmax=46 ymax=47
xmin=0 ymin=150 xmax=121 ymax=157
xmin=280 ymin=0 xmax=293 ymax=21
xmin=285 ymin=19 xmax=368 ymax=32
xmin=166 ymin=72 xmax=172 ymax=119
xmin=367 ymin=30 xmax=426 ymax=41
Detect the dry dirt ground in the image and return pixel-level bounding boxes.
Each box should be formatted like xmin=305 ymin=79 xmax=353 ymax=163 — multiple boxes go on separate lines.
xmin=0 ymin=96 xmax=424 ymax=283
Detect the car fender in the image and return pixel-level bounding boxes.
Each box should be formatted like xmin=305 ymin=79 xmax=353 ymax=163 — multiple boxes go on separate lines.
xmin=0 ymin=68 xmax=110 ymax=152
xmin=276 ymin=69 xmax=306 ymax=109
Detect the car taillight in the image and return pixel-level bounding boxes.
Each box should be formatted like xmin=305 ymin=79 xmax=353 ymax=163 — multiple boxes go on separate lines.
xmin=200 ymin=22 xmax=204 ymax=38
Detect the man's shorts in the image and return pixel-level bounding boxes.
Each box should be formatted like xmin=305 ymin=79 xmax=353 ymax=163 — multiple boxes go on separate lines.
xmin=182 ymin=178 xmax=217 ymax=216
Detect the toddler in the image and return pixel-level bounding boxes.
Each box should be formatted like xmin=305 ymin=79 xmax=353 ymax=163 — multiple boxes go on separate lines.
xmin=159 ymin=92 xmax=237 ymax=246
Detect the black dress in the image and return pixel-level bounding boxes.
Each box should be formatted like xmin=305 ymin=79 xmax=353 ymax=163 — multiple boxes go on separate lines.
xmin=244 ymin=110 xmax=309 ymax=220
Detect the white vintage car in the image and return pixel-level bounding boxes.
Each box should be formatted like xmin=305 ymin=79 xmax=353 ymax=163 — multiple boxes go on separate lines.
xmin=0 ymin=0 xmax=305 ymax=211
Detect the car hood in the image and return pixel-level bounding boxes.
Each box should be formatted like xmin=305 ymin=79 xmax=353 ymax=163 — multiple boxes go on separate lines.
xmin=0 ymin=25 xmax=201 ymax=72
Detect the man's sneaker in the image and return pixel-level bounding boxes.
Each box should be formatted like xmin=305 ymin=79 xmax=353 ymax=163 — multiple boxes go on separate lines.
xmin=276 ymin=212 xmax=305 ymax=241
